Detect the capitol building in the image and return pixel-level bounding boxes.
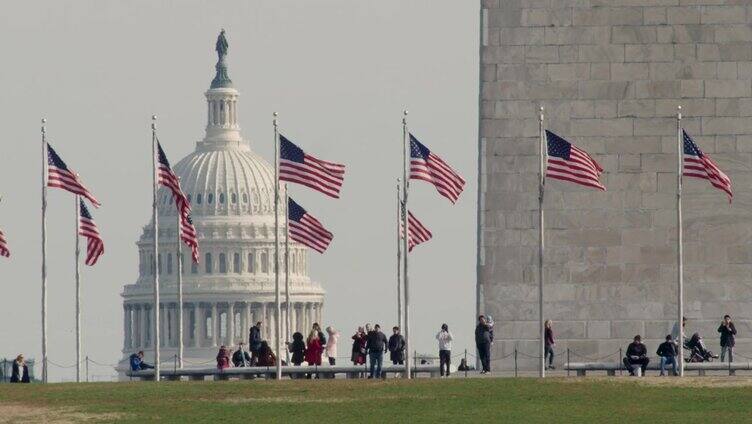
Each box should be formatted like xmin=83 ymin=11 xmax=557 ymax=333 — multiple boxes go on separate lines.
xmin=118 ymin=32 xmax=325 ymax=374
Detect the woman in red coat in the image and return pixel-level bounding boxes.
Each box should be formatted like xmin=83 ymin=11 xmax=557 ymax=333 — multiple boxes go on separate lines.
xmin=216 ymin=345 xmax=231 ymax=370
xmin=305 ymin=330 xmax=323 ymax=366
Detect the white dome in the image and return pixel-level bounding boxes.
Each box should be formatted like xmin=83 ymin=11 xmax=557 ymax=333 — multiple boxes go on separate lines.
xmin=158 ymin=142 xmax=285 ymax=218
xmin=120 ymin=32 xmax=324 ymax=376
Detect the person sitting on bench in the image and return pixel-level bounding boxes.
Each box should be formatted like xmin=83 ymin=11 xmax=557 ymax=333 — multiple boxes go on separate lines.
xmin=622 ymin=335 xmax=649 ymax=376
xmin=656 ymin=335 xmax=677 ymax=376
xmin=129 ymin=351 xmax=154 ymax=371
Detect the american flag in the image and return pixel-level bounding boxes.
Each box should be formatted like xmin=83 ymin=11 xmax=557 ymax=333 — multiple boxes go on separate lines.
xmin=79 ymin=200 xmax=103 ymax=266
xmin=409 ymin=134 xmax=466 ymax=204
xmin=545 ymin=130 xmax=606 ymax=191
xmin=279 ymin=135 xmax=345 ymax=199
xmin=288 ymin=197 xmax=333 ymax=254
xmin=683 ymin=130 xmax=733 ymax=202
xmin=400 ymin=206 xmax=432 ymax=252
xmin=157 ymin=141 xmax=199 ymax=263
xmin=0 ymin=228 xmax=9 ymax=258
xmin=47 ymin=143 xmax=101 ymax=207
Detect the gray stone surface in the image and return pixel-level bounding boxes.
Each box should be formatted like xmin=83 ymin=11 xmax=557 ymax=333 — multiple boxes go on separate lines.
xmin=479 ymin=0 xmax=752 ymax=370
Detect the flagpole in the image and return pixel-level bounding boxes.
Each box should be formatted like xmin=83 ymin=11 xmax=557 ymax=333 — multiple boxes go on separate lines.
xmin=538 ymin=106 xmax=546 ymax=378
xmin=176 ymin=177 xmax=184 ymax=369
xmin=151 ymin=115 xmax=161 ymax=382
xmin=75 ymin=193 xmax=82 ymax=383
xmin=273 ymin=112 xmax=282 ymax=380
xmin=396 ymin=178 xmax=402 ymax=330
xmin=677 ymin=105 xmax=684 ymax=377
xmin=402 ymin=110 xmax=411 ymax=379
xmin=284 ymin=183 xmax=291 ymax=366
xmin=41 ymin=118 xmax=48 ymax=384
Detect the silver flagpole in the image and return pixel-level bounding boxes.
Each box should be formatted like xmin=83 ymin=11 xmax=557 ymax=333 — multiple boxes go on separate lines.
xmin=677 ymin=105 xmax=684 ymax=377
xmin=284 ymin=183 xmax=291 ymax=366
xmin=273 ymin=112 xmax=282 ymax=380
xmin=396 ymin=178 xmax=402 ymax=330
xmin=151 ymin=115 xmax=161 ymax=382
xmin=538 ymin=107 xmax=546 ymax=378
xmin=402 ymin=110 xmax=411 ymax=379
xmin=177 ymin=177 xmax=184 ymax=369
xmin=41 ymin=118 xmax=48 ymax=384
xmin=75 ymin=194 xmax=82 ymax=383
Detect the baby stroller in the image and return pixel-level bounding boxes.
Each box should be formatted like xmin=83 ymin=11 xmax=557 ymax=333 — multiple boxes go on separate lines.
xmin=684 ymin=333 xmax=718 ymax=362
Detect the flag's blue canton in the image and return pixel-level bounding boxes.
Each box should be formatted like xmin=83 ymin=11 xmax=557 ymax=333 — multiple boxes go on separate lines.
xmin=409 ymin=134 xmax=430 ymax=159
xmin=546 ymin=130 xmax=572 ymax=159
xmin=80 ymin=200 xmax=92 ymax=220
xmin=157 ymin=143 xmax=172 ymax=167
xmin=47 ymin=145 xmax=70 ymax=170
xmin=280 ymin=135 xmax=305 ymax=163
xmin=683 ymin=130 xmax=703 ymax=157
xmin=288 ymin=197 xmax=307 ymax=222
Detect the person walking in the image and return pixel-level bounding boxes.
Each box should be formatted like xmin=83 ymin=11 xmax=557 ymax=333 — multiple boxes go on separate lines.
xmin=325 ymin=326 xmax=340 ymax=366
xmin=366 ymin=324 xmax=388 ymax=379
xmin=216 ymin=345 xmax=232 ymax=370
xmin=351 ymin=327 xmax=367 ymax=366
xmin=388 ymin=326 xmax=406 ymax=366
xmin=656 ymin=335 xmax=678 ymax=376
xmin=544 ymin=320 xmax=555 ymax=370
xmin=718 ymin=314 xmax=737 ymax=363
xmin=475 ymin=315 xmax=493 ymax=374
xmin=249 ymin=321 xmax=263 ymax=366
xmin=10 ymin=355 xmax=30 ymax=383
xmin=436 ymin=324 xmax=453 ymax=377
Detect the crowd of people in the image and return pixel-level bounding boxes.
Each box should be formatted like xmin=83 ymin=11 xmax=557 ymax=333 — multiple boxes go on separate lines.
xmin=117 ymin=314 xmax=738 ymax=380
xmin=124 ymin=320 xmax=467 ymax=379
xmin=621 ymin=315 xmax=737 ymax=376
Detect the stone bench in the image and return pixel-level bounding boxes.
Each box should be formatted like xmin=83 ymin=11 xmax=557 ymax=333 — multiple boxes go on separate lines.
xmin=564 ymin=361 xmax=750 ymax=376
xmin=126 ymin=364 xmax=440 ymax=381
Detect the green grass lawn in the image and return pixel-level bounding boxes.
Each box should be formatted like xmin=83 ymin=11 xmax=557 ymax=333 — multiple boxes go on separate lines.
xmin=1 ymin=377 xmax=751 ymax=423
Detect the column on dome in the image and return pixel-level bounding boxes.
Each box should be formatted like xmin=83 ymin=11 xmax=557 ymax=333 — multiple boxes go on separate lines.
xmin=291 ymin=303 xmax=298 ymax=334
xmin=159 ymin=303 xmax=165 ymax=347
xmin=266 ymin=302 xmax=277 ymax=349
xmin=243 ymin=302 xmax=251 ymax=343
xmin=260 ymin=303 xmax=268 ymax=340
xmin=123 ymin=305 xmax=131 ymax=350
xmin=145 ymin=305 xmax=152 ymax=347
xmin=166 ymin=303 xmax=173 ymax=347
xmin=306 ymin=303 xmax=314 ymax=332
xmin=136 ymin=305 xmax=144 ymax=348
xmin=211 ymin=303 xmax=218 ymax=347
xmin=228 ymin=302 xmax=235 ymax=345
xmin=192 ymin=303 xmax=201 ymax=347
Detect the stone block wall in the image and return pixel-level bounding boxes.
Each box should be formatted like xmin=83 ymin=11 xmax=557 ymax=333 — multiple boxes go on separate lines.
xmin=479 ymin=0 xmax=752 ymax=370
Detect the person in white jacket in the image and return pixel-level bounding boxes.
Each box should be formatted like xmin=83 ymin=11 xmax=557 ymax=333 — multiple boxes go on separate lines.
xmin=436 ymin=324 xmax=453 ymax=377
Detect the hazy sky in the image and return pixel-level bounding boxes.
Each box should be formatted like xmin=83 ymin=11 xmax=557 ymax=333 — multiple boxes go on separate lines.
xmin=0 ymin=1 xmax=479 ymax=381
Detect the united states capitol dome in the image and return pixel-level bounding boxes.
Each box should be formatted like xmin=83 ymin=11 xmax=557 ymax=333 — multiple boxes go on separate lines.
xmin=119 ymin=31 xmax=324 ymax=376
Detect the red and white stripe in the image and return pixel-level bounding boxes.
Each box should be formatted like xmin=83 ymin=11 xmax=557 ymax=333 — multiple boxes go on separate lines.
xmin=289 ymin=213 xmax=333 ymax=254
xmin=157 ymin=141 xmax=200 ymax=263
xmin=280 ymin=156 xmax=345 ymax=199
xmin=79 ymin=206 xmax=103 ymax=266
xmin=546 ymin=144 xmax=605 ymax=191
xmin=0 ymin=228 xmax=9 ymax=258
xmin=410 ymin=148 xmax=466 ymax=204
xmin=401 ymin=209 xmax=432 ymax=252
xmin=684 ymin=155 xmax=733 ymax=202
